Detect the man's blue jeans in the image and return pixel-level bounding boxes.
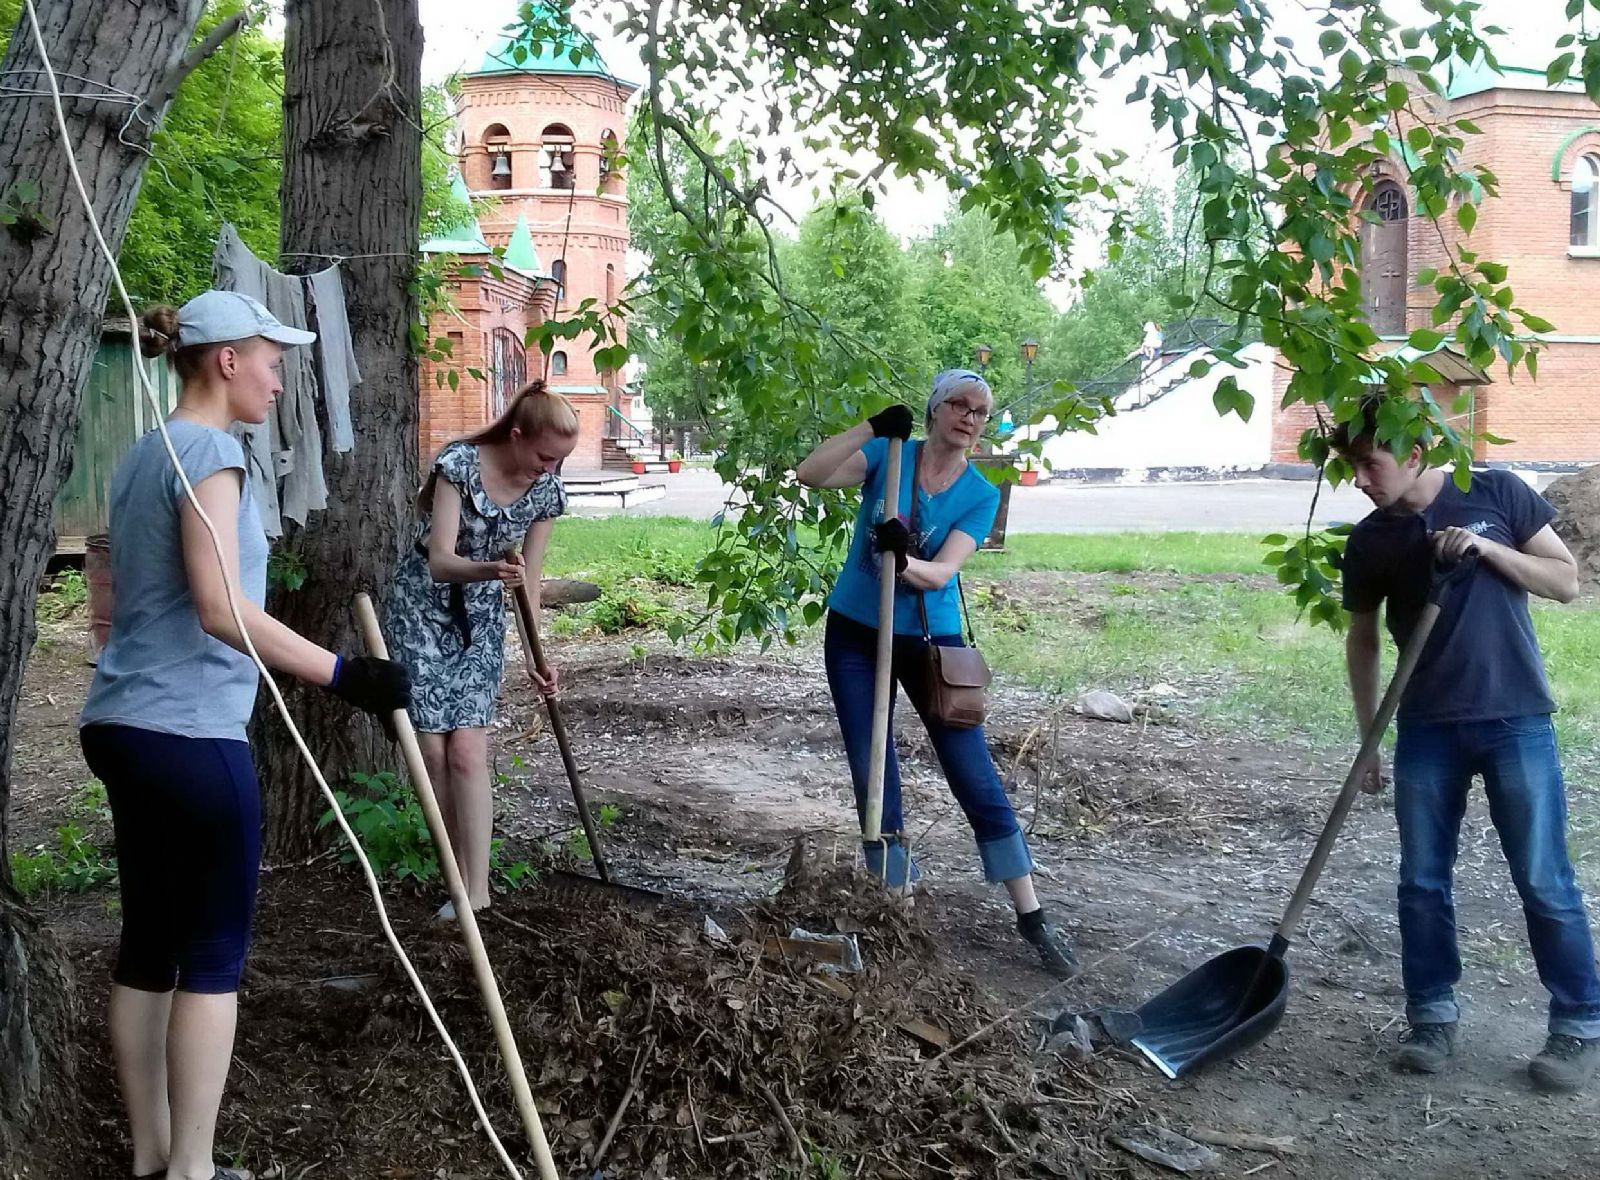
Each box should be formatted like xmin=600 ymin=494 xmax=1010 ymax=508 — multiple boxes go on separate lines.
xmin=824 ymin=611 xmax=1033 ymax=887
xmin=1394 ymin=714 xmax=1600 ymax=1037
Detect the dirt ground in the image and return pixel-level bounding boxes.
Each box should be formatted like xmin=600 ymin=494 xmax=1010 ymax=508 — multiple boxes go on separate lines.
xmin=11 ymin=573 xmax=1600 ymax=1179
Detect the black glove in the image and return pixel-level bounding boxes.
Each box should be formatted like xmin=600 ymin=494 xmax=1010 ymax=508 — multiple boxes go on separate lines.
xmin=326 ymin=656 xmax=412 ymax=723
xmin=873 ymin=519 xmax=911 ymax=575
xmin=867 ymin=404 xmax=914 ymax=440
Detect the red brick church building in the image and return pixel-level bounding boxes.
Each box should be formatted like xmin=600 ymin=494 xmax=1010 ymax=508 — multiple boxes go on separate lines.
xmin=1271 ymin=61 xmax=1600 ymax=468
xmin=418 ymin=24 xmax=636 ymax=470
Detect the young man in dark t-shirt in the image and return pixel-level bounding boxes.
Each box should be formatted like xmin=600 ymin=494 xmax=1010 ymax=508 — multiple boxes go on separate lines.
xmin=1337 ymin=417 xmax=1600 ymax=1092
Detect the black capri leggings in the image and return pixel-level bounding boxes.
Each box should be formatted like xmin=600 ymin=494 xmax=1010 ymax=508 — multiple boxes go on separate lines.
xmin=80 ymin=723 xmax=261 ymax=994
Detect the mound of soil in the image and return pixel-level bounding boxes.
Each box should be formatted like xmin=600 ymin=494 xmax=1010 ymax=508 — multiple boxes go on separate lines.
xmin=1544 ymin=465 xmax=1600 ymax=596
xmin=26 ymin=855 xmax=1131 ymax=1179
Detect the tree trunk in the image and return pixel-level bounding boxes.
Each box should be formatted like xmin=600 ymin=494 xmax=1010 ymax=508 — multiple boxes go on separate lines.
xmin=255 ymin=0 xmax=421 ymax=859
xmin=0 ymin=0 xmax=211 ymax=1152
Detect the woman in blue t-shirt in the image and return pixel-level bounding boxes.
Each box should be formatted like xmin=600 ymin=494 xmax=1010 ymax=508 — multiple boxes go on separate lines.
xmin=797 ymin=370 xmax=1079 ymax=977
xmin=79 ymin=292 xmax=411 ymax=1180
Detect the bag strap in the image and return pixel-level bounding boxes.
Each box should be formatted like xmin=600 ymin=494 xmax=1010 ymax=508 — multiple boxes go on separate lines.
xmin=908 ymin=442 xmax=979 ymax=647
xmin=909 ymin=442 xmax=933 ymax=641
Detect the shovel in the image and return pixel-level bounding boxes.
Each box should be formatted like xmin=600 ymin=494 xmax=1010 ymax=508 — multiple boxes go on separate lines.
xmin=1130 ymin=552 xmax=1476 ymax=1079
xmin=862 ymin=435 xmax=905 ymax=845
xmin=507 ymin=578 xmax=664 ymax=906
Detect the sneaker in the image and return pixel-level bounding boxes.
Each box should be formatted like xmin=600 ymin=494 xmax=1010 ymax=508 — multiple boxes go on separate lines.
xmin=1017 ymin=910 xmax=1081 ymax=979
xmin=1529 ymin=1034 xmax=1600 ymax=1094
xmin=1394 ymin=1022 xmax=1457 ymax=1074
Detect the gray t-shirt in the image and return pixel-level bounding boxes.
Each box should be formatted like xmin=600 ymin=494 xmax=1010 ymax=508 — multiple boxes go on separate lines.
xmin=80 ymin=421 xmax=268 ymax=741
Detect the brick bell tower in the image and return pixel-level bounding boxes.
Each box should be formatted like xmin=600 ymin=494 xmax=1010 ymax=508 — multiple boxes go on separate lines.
xmin=452 ymin=14 xmax=637 ymax=471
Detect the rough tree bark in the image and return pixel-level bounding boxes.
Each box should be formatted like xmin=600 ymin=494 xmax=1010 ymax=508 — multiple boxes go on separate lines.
xmin=253 ymin=0 xmax=422 ymax=858
xmin=0 ymin=0 xmax=227 ymax=1154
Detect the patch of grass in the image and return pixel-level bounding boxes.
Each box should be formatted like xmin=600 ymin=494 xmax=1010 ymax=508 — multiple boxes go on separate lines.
xmin=972 ymin=531 xmax=1270 ymax=576
xmin=981 ymin=579 xmax=1600 ymax=761
xmin=543 ymin=517 xmax=713 ymax=583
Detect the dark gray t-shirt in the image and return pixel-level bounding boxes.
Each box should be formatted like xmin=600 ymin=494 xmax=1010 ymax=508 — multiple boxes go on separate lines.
xmin=1340 ymin=468 xmax=1556 ymax=724
xmin=80 ymin=421 xmax=268 ymax=741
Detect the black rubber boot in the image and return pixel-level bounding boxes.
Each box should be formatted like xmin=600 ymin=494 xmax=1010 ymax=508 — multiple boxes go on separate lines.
xmin=1529 ymin=1034 xmax=1600 ymax=1094
xmin=1394 ymin=1022 xmax=1457 ymax=1074
xmin=1018 ymin=908 xmax=1081 ymax=979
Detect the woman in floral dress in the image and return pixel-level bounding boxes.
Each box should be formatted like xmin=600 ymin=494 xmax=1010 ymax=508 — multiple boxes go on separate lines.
xmin=387 ymin=381 xmax=577 ymax=915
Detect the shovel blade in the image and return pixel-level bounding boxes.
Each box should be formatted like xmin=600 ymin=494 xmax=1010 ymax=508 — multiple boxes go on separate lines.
xmin=1130 ymin=944 xmax=1289 ymax=1079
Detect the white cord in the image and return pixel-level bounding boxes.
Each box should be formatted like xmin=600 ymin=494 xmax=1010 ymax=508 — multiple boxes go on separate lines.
xmin=19 ymin=6 xmax=526 ymax=1178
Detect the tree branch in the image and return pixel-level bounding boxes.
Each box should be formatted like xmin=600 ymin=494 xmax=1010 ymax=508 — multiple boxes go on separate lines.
xmin=149 ymin=13 xmax=245 ymax=112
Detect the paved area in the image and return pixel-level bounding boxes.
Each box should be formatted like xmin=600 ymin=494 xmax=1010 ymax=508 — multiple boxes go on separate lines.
xmin=624 ymin=470 xmax=1381 ymax=532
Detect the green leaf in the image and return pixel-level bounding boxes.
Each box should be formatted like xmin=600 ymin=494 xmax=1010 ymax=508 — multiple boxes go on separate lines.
xmin=1407 ymin=329 xmax=1445 ymax=351
xmin=1457 ymin=203 xmax=1477 ymax=234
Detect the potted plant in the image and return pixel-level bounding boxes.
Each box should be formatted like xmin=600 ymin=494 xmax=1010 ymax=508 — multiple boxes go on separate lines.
xmin=667 ymin=451 xmax=683 ymax=474
xmin=631 ymin=459 xmax=648 ymax=475
xmin=1018 ymin=455 xmax=1040 ymax=487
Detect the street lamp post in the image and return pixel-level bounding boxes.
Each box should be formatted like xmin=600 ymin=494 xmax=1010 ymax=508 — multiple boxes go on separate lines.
xmin=975 ymin=343 xmax=993 ymax=375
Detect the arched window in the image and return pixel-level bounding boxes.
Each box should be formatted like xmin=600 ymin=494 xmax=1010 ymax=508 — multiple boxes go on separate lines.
xmin=540 ymin=123 xmax=575 ymax=190
xmin=1361 ymin=180 xmax=1409 ymax=336
xmin=605 ymin=263 xmax=616 ymax=305
xmin=483 ymin=123 xmax=512 ymax=190
xmin=1573 ymin=156 xmax=1600 ymax=248
xmin=599 ymin=129 xmax=618 ymax=179
xmin=551 ymin=258 xmax=566 ymax=306
xmin=551 ymin=350 xmax=568 ymax=377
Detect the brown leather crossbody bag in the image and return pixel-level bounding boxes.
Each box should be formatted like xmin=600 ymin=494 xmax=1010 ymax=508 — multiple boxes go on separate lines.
xmin=908 ymin=444 xmax=991 ymax=729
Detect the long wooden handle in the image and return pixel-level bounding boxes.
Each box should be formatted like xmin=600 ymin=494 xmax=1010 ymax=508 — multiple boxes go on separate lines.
xmin=1272 ymin=599 xmax=1443 ymax=947
xmin=353 ymin=594 xmax=559 ymax=1180
xmin=510 ymin=583 xmax=612 ymax=883
xmin=862 ymin=436 xmax=904 ymax=843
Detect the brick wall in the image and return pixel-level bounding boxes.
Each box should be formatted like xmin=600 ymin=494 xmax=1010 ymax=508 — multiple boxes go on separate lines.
xmin=1270 ymin=83 xmax=1600 ymax=465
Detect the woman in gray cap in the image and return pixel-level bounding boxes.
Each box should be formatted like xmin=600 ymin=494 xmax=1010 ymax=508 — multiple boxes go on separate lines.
xmin=79 ymin=290 xmax=411 ymax=1180
xmin=796 ymin=370 xmax=1080 ymax=978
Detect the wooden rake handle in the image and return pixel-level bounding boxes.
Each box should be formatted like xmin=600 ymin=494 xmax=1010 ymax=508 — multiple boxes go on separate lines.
xmin=508 ymin=581 xmax=613 ymax=883
xmin=353 ymin=593 xmax=560 ymax=1180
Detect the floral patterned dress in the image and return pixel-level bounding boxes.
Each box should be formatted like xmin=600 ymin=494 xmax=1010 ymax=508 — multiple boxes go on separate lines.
xmin=386 ymin=441 xmax=567 ymax=732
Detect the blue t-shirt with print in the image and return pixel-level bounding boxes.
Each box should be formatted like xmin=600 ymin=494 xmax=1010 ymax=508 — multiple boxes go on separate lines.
xmin=1340 ymin=468 xmax=1556 ymax=723
xmin=827 ymin=438 xmax=1000 ymax=636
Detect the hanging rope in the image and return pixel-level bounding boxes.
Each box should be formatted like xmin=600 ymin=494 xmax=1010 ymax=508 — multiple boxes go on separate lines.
xmin=18 ymin=4 xmax=538 ymax=1177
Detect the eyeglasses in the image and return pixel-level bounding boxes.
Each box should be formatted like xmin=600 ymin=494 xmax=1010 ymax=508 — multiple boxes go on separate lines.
xmin=944 ymin=400 xmax=990 ymax=423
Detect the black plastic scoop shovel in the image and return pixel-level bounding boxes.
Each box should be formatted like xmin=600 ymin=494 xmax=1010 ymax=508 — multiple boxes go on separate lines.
xmin=1131 ymin=553 xmax=1476 ymax=1079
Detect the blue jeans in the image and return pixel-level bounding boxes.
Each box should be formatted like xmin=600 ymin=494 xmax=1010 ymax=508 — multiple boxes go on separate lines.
xmin=823 ymin=611 xmax=1033 ymax=887
xmin=1394 ymin=715 xmax=1600 ymax=1037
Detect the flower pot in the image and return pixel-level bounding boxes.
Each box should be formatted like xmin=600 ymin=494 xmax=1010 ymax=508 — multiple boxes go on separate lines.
xmin=1019 ymin=469 xmax=1040 ymax=487
xmin=631 ymin=461 xmax=647 ymax=475
xmin=667 ymin=460 xmax=682 ymax=473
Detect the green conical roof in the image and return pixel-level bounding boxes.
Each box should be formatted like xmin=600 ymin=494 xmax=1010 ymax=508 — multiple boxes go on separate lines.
xmin=420 ymin=173 xmax=491 ymax=255
xmin=471 ymin=5 xmax=635 ymax=86
xmin=502 ymin=211 xmax=543 ymax=278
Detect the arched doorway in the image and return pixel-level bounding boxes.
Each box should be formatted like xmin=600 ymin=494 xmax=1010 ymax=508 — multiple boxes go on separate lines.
xmin=489 ymin=328 xmax=526 ymax=417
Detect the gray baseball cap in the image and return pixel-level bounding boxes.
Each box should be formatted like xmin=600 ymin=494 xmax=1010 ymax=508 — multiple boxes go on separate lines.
xmin=175 ymin=290 xmax=317 ymax=349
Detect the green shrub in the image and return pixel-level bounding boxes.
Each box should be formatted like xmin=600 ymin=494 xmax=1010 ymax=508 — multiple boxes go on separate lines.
xmin=37 ymin=568 xmax=88 ymax=622
xmin=318 ymin=770 xmax=440 ymax=885
xmin=10 ymin=821 xmax=117 ymax=899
